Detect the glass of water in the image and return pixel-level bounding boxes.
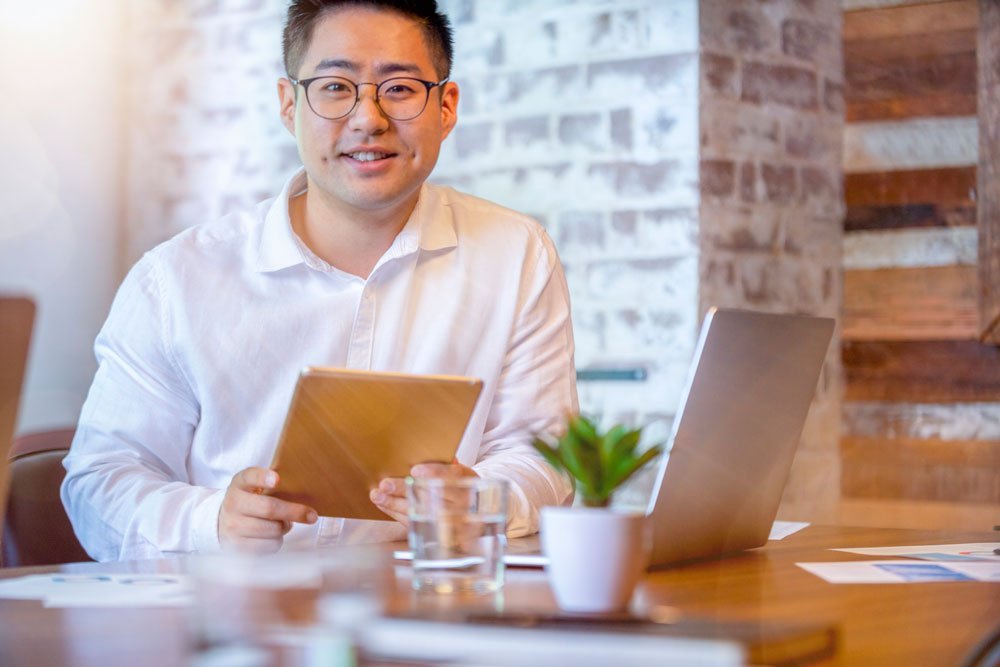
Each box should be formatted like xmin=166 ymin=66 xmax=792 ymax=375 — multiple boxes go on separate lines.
xmin=406 ymin=476 xmax=509 ymax=594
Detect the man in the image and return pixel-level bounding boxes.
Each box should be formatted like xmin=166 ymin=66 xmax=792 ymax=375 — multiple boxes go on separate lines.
xmin=61 ymin=0 xmax=576 ymax=561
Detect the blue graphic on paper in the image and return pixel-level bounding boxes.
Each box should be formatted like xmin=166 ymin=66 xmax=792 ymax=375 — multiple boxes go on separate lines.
xmin=875 ymin=563 xmax=974 ymax=582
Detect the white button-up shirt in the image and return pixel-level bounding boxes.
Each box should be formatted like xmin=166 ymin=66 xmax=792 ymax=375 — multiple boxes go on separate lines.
xmin=62 ymin=170 xmax=577 ymax=561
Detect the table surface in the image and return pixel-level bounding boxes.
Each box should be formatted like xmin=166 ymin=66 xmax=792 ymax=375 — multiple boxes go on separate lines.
xmin=0 ymin=524 xmax=997 ymax=666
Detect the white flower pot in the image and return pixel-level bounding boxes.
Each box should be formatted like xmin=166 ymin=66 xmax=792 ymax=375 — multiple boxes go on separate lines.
xmin=540 ymin=506 xmax=650 ymax=613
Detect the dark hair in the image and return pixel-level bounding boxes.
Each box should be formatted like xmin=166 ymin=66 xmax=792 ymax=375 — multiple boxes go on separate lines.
xmin=282 ymin=0 xmax=454 ymax=80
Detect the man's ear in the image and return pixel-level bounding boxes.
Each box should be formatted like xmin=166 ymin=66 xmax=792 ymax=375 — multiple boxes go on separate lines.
xmin=277 ymin=78 xmax=297 ymax=137
xmin=439 ymin=81 xmax=459 ymax=141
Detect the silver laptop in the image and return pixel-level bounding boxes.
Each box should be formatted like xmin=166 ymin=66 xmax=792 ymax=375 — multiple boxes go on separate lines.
xmin=0 ymin=297 xmax=36 ymax=521
xmin=504 ymin=307 xmax=834 ymax=568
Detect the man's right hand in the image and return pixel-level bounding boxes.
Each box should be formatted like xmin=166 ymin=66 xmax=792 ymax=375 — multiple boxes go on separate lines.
xmin=218 ymin=467 xmax=318 ymax=553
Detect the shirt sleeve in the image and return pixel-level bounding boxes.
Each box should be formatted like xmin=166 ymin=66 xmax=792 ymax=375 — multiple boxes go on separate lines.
xmin=61 ymin=254 xmax=223 ymax=561
xmin=471 ymin=227 xmax=577 ymax=537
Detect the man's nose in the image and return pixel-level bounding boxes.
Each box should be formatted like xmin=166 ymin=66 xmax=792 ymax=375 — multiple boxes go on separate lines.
xmin=347 ymin=84 xmax=389 ymax=132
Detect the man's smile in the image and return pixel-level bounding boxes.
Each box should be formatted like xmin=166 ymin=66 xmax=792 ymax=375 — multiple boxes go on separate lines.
xmin=344 ymin=150 xmax=394 ymax=162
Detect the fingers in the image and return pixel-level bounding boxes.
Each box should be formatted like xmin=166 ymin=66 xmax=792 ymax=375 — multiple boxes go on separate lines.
xmin=370 ymin=478 xmax=407 ymax=512
xmin=371 ymin=493 xmax=408 ymax=525
xmin=232 ymin=466 xmax=279 ymax=492
xmin=247 ymin=492 xmax=318 ymax=525
xmin=219 ymin=467 xmax=317 ymax=552
xmin=370 ymin=477 xmax=409 ymax=526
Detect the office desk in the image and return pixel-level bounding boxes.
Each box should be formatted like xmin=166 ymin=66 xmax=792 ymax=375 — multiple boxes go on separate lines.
xmin=0 ymin=525 xmax=996 ymax=666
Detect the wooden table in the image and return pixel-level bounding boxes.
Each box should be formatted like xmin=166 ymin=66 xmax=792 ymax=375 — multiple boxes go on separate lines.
xmin=0 ymin=525 xmax=996 ymax=666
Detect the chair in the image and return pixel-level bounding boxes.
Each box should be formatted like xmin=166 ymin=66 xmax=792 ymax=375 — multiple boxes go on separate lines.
xmin=2 ymin=428 xmax=92 ymax=567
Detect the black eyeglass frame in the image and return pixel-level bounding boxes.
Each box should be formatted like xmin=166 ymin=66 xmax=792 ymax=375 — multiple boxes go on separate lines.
xmin=288 ymin=75 xmax=450 ymax=121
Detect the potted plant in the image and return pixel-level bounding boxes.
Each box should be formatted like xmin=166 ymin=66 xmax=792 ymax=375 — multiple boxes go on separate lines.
xmin=533 ymin=415 xmax=663 ymax=613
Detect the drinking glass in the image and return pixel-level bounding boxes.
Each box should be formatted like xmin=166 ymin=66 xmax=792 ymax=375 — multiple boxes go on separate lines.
xmin=406 ymin=477 xmax=509 ymax=594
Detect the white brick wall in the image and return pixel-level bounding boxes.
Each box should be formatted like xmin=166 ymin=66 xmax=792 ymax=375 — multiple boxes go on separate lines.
xmin=435 ymin=0 xmax=701 ymax=438
xmin=123 ymin=0 xmax=292 ymax=260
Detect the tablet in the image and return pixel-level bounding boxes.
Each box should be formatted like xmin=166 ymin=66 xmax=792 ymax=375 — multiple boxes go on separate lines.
xmin=267 ymin=367 xmax=483 ymax=521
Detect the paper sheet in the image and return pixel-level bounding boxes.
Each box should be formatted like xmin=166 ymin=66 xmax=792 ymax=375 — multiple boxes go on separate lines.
xmin=0 ymin=573 xmax=193 ymax=607
xmin=830 ymin=543 xmax=1000 ymax=562
xmin=768 ymin=521 xmax=810 ymax=540
xmin=797 ymin=560 xmax=1000 ymax=584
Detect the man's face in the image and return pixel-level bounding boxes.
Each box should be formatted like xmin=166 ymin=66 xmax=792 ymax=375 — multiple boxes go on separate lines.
xmin=278 ymin=7 xmax=458 ymax=217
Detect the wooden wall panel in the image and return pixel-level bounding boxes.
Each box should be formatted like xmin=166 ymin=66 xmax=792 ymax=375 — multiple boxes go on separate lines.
xmin=843 ymin=341 xmax=1000 ymax=402
xmin=845 ymin=167 xmax=976 ymax=208
xmin=839 ymin=497 xmax=999 ymax=531
xmin=842 ymin=266 xmax=979 ymax=341
xmin=845 ymin=204 xmax=975 ymax=232
xmin=842 ymin=436 xmax=1000 ymax=502
xmin=847 ymin=95 xmax=975 ymax=123
xmin=844 ymin=1 xmax=977 ymax=122
xmin=840 ymin=0 xmax=994 ymax=530
xmin=843 ymin=0 xmax=978 ymax=42
xmin=845 ymin=27 xmax=975 ymax=61
xmin=844 ymin=27 xmax=977 ymax=66
xmin=846 ymin=52 xmax=976 ymax=122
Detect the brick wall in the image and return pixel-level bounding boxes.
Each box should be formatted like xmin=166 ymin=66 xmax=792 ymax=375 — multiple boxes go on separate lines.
xmin=699 ymin=0 xmax=844 ymax=520
xmin=433 ymin=0 xmax=701 ymax=451
xmin=123 ymin=0 xmax=294 ymax=263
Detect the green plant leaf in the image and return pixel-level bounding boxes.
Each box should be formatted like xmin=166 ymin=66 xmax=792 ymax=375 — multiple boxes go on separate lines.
xmin=565 ymin=416 xmax=602 ymax=497
xmin=569 ymin=415 xmax=599 ymax=442
xmin=532 ymin=437 xmax=565 ymax=472
xmin=609 ymin=427 xmax=641 ymax=461
xmin=599 ymin=425 xmax=628 ymax=465
xmin=558 ymin=427 xmax=596 ymax=496
xmin=605 ymin=445 xmax=663 ymax=491
xmin=532 ymin=416 xmax=662 ymax=505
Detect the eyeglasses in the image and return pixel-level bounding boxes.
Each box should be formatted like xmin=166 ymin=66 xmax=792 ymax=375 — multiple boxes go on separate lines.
xmin=288 ymin=75 xmax=449 ymax=121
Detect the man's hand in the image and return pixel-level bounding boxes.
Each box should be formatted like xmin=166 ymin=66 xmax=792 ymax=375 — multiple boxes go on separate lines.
xmin=370 ymin=461 xmax=478 ymax=525
xmin=218 ymin=467 xmax=317 ymax=553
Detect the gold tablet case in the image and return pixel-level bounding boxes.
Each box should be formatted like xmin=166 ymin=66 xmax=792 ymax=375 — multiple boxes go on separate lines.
xmin=267 ymin=367 xmax=483 ymax=521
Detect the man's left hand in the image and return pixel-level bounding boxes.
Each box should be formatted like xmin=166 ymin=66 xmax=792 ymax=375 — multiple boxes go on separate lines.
xmin=370 ymin=461 xmax=478 ymax=525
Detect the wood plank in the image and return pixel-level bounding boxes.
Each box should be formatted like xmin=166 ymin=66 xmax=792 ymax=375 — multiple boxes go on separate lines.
xmin=841 ymin=436 xmax=1000 ymax=503
xmin=838 ymin=497 xmax=1000 ymax=531
xmin=845 ymin=167 xmax=976 ymax=207
xmin=843 ymin=400 xmax=1000 ymax=441
xmin=845 ymin=204 xmax=975 ymax=231
xmin=843 ymin=340 xmax=1000 ymax=402
xmin=843 ymin=0 xmax=978 ymax=41
xmin=979 ymin=0 xmax=1000 ymax=343
xmin=844 ymin=227 xmax=977 ymax=269
xmin=843 ymin=117 xmax=977 ymax=173
xmin=847 ymin=93 xmax=977 ymax=122
xmin=842 ymin=436 xmax=1000 ymax=468
xmin=843 ymin=266 xmax=979 ymax=341
xmin=846 ymin=52 xmax=976 ymax=103
xmin=844 ymin=27 xmax=976 ymax=61
xmin=845 ymin=94 xmax=977 ymax=123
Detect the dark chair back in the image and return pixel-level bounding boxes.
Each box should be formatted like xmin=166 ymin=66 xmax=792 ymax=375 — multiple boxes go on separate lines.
xmin=2 ymin=428 xmax=92 ymax=567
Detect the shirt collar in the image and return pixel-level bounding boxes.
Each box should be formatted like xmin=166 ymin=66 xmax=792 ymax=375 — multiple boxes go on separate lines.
xmin=255 ymin=170 xmax=458 ymax=273
xmin=405 ymin=183 xmax=459 ymax=254
xmin=255 ymin=169 xmax=309 ymax=273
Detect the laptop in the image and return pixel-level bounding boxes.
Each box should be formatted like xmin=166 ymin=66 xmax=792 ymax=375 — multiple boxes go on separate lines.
xmin=502 ymin=307 xmax=834 ymax=568
xmin=0 ymin=297 xmax=36 ymax=522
